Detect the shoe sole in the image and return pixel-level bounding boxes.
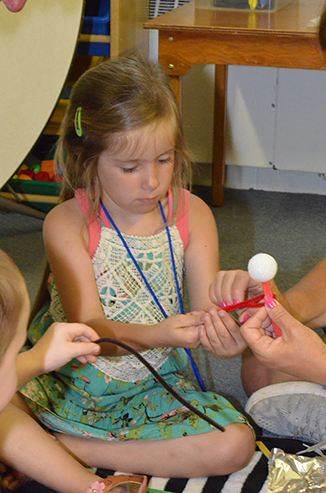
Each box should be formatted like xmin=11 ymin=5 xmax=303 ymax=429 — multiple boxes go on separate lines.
xmin=245 ymin=381 xmax=326 ymax=441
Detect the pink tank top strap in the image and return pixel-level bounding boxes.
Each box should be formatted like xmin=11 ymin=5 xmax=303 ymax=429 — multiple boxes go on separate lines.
xmin=75 ymin=189 xmax=101 ymax=258
xmin=75 ymin=188 xmax=190 ymax=256
xmin=168 ymin=188 xmax=190 ymax=250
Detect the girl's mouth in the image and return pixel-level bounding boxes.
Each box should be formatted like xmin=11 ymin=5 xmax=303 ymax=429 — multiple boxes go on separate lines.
xmin=139 ymin=196 xmax=158 ymax=204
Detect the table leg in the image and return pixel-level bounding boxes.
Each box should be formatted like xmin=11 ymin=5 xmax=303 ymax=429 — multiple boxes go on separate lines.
xmin=212 ymin=64 xmax=228 ymax=207
xmin=169 ymin=75 xmax=182 ymax=106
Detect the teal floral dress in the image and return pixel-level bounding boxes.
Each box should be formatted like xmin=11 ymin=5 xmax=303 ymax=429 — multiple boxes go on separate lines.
xmin=20 ymin=188 xmax=250 ymax=441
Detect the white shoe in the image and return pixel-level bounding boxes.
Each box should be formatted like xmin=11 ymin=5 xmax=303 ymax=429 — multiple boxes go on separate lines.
xmin=245 ymin=381 xmax=326 ymax=443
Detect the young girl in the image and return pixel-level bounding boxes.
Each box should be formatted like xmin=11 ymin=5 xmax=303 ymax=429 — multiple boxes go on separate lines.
xmin=0 ymin=248 xmax=147 ymax=493
xmin=20 ymin=55 xmax=255 ymax=478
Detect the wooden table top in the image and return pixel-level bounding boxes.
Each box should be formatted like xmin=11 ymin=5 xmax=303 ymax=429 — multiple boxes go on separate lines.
xmin=144 ymin=0 xmax=323 ymax=36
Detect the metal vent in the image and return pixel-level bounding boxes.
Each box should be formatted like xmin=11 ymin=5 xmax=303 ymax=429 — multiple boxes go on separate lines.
xmin=150 ymin=0 xmax=191 ymax=19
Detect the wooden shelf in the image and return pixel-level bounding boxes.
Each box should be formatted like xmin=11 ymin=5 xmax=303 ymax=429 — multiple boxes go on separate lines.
xmin=44 ymin=0 xmax=150 ymax=136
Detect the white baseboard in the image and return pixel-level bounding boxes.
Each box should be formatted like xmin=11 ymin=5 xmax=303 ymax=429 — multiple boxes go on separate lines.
xmin=193 ymin=163 xmax=326 ymax=195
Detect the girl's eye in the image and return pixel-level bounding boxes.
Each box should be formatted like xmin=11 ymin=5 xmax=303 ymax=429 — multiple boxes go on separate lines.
xmin=122 ymin=167 xmax=137 ymax=173
xmin=158 ymin=156 xmax=173 ymax=165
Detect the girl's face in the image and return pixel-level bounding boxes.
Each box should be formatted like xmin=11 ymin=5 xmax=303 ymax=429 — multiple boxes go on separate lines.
xmin=0 ymin=290 xmax=29 ymax=413
xmin=97 ymin=120 xmax=176 ymax=219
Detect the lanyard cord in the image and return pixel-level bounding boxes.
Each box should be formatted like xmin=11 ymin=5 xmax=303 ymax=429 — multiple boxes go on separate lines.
xmin=99 ymin=199 xmax=206 ymax=391
xmin=158 ymin=201 xmax=206 ymax=391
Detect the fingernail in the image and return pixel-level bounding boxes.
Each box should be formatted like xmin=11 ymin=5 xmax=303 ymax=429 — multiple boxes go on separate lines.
xmin=265 ymin=295 xmax=277 ymax=309
xmin=242 ymin=314 xmax=251 ymax=323
xmin=219 ymin=302 xmax=227 ymax=308
xmin=233 ymin=299 xmax=239 ymax=305
xmin=226 ymin=302 xmax=232 ymax=307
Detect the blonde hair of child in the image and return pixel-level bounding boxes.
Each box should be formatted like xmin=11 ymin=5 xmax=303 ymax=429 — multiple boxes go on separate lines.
xmin=55 ymin=55 xmax=193 ymax=206
xmin=0 ymin=250 xmax=27 ymax=360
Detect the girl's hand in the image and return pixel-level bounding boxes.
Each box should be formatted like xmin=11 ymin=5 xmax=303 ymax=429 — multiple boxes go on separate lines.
xmin=240 ymin=299 xmax=326 ymax=383
xmin=209 ymin=269 xmax=262 ymax=307
xmin=156 ymin=314 xmax=204 ymax=349
xmin=209 ymin=270 xmax=264 ymax=323
xmin=30 ymin=322 xmax=101 ymax=373
xmin=199 ymin=307 xmax=247 ymax=358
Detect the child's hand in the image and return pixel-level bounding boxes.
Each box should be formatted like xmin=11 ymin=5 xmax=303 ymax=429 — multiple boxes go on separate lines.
xmin=31 ymin=322 xmax=101 ymax=373
xmin=240 ymin=301 xmax=326 ymax=383
xmin=199 ymin=307 xmax=247 ymax=358
xmin=209 ymin=269 xmax=263 ymax=306
xmin=209 ymin=270 xmax=263 ymax=323
xmin=157 ymin=314 xmax=203 ymax=349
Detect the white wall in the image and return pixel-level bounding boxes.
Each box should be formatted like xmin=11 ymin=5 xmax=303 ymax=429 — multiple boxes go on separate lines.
xmin=182 ymin=64 xmax=326 ymax=194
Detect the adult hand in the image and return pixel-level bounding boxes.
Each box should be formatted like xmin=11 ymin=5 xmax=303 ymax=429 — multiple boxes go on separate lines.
xmin=240 ymin=297 xmax=326 ymax=384
xmin=199 ymin=307 xmax=247 ymax=358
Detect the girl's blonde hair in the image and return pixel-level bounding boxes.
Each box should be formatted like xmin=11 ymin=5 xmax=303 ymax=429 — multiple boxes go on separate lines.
xmin=55 ymin=55 xmax=193 ymax=205
xmin=0 ymin=250 xmax=27 ymax=360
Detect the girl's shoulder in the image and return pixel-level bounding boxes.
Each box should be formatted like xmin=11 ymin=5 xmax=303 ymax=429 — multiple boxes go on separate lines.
xmin=45 ymin=196 xmax=81 ymax=221
xmin=43 ymin=197 xmax=85 ymax=238
xmin=172 ymin=188 xmax=211 ymax=216
xmin=189 ymin=191 xmax=212 ymax=212
xmin=171 ymin=188 xmax=213 ymax=249
xmin=188 ymin=191 xmax=216 ymax=230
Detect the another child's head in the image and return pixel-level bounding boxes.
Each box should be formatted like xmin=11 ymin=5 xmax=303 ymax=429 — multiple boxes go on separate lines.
xmin=55 ymin=55 xmax=192 ymax=204
xmin=0 ymin=250 xmax=29 ymax=411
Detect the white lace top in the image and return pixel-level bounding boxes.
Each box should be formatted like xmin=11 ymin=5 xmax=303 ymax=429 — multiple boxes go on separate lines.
xmin=49 ymin=189 xmax=188 ymax=382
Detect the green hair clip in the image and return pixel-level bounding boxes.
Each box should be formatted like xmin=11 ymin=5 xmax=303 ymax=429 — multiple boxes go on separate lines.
xmin=74 ymin=106 xmax=83 ymax=137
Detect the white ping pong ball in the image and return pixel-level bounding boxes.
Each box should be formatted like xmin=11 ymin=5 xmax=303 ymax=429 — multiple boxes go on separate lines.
xmin=247 ymin=253 xmax=278 ymax=283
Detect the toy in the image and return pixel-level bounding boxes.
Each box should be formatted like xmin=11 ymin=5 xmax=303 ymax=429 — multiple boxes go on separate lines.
xmin=35 ymin=171 xmax=50 ymax=182
xmin=247 ymin=253 xmax=278 ymax=284
xmin=215 ymin=253 xmax=282 ymax=338
xmin=16 ymin=160 xmax=62 ymax=183
xmin=248 ymin=253 xmax=282 ymax=337
xmin=40 ymin=160 xmax=55 ymax=179
xmin=30 ymin=163 xmax=41 ymax=174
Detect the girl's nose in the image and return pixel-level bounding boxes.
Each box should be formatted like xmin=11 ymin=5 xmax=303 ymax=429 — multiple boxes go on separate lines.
xmin=142 ymin=165 xmax=159 ymax=191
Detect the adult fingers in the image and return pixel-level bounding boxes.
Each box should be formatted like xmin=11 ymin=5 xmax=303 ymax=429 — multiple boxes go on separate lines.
xmin=240 ymin=307 xmax=271 ymax=347
xmin=264 ymin=296 xmax=302 ymax=339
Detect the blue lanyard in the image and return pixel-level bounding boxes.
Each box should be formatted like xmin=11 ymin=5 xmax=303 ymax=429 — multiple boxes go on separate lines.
xmin=99 ymin=198 xmax=206 ymax=391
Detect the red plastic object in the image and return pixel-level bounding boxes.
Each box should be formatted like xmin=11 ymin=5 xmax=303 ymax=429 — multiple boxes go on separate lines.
xmin=262 ymin=282 xmax=282 ymax=337
xmin=35 ymin=171 xmax=50 ymax=182
xmin=222 ymin=290 xmax=282 ymax=338
xmin=19 ymin=169 xmax=35 ymax=180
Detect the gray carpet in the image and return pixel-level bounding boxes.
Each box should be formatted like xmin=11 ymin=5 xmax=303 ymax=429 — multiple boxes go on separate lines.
xmin=1 ymin=188 xmax=326 ymax=410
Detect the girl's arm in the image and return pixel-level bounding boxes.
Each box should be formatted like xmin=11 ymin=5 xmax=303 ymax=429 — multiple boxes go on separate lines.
xmin=185 ymin=194 xmax=247 ymax=358
xmin=43 ymin=199 xmax=202 ymax=356
xmin=184 ymin=194 xmax=219 ymax=311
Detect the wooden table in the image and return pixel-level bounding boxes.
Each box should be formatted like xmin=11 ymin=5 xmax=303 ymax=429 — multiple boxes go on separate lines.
xmin=144 ymin=0 xmax=326 ymax=205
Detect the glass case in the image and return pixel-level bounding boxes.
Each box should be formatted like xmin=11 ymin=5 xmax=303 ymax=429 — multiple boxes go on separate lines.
xmin=195 ymin=0 xmax=294 ymax=11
